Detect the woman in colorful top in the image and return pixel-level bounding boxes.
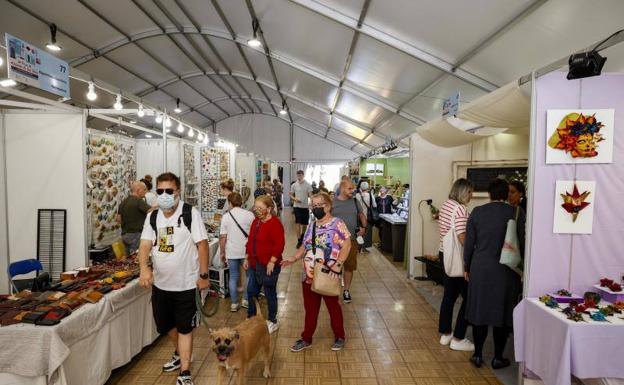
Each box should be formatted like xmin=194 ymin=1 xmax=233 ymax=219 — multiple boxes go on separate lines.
xmin=282 ymin=192 xmax=351 ymax=352
xmin=244 ymin=195 xmax=285 ymax=334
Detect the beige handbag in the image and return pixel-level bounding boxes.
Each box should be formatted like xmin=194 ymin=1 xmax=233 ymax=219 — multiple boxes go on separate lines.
xmin=310 ymin=223 xmax=342 ymax=296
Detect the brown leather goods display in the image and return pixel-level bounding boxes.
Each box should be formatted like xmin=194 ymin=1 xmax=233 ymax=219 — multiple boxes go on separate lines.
xmin=0 ymin=310 xmax=22 ymax=326
xmin=82 ymin=290 xmax=104 ymax=304
xmin=21 ymin=310 xmax=47 ymax=324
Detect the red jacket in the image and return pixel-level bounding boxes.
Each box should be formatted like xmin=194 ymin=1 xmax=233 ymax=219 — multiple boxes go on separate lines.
xmin=245 ymin=216 xmax=285 ymax=268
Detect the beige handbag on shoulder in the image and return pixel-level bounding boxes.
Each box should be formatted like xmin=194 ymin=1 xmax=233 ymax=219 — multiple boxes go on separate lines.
xmin=310 ymin=223 xmax=342 ymax=296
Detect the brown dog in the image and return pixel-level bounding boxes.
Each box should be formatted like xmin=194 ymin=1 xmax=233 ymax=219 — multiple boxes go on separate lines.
xmin=209 ymin=299 xmax=271 ymax=385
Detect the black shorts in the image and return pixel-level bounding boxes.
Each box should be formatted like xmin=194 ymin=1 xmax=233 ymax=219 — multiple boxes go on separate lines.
xmin=293 ymin=207 xmax=310 ymax=225
xmin=152 ymin=286 xmax=197 ymax=335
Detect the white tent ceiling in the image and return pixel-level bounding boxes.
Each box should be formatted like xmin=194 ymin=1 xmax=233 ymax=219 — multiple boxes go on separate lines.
xmin=1 ymin=0 xmax=624 ymax=156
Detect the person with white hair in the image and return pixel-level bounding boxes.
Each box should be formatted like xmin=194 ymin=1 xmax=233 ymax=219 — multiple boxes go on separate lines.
xmin=355 ymin=181 xmax=377 ymax=252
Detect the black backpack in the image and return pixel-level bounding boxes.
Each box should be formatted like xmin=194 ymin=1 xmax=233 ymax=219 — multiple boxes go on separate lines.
xmin=149 ymin=203 xmax=193 ymax=245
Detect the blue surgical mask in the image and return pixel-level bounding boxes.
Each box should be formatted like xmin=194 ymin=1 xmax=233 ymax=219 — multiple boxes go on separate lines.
xmin=157 ymin=193 xmax=176 ymax=210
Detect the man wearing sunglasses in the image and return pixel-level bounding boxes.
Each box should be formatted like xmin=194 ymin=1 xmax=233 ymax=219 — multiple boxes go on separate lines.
xmin=138 ymin=172 xmax=209 ymax=385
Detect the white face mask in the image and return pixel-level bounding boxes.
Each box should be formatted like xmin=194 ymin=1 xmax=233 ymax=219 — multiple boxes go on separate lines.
xmin=157 ymin=193 xmax=178 ymax=210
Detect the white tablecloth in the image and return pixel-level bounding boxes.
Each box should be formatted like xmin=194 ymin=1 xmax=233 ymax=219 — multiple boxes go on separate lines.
xmin=514 ymin=298 xmax=624 ymax=385
xmin=0 ymin=280 xmax=158 ymax=385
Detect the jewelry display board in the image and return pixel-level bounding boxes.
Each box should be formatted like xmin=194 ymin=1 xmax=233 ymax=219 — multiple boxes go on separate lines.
xmin=86 ymin=131 xmax=136 ymax=248
xmin=200 ymin=147 xmax=230 ymax=221
xmin=183 ymin=144 xmax=198 ymax=207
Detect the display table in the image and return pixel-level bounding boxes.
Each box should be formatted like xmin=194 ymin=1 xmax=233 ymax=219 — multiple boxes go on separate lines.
xmin=514 ymin=298 xmax=624 ymax=385
xmin=0 ymin=279 xmax=158 ymax=385
xmin=379 ymin=214 xmax=407 ymax=262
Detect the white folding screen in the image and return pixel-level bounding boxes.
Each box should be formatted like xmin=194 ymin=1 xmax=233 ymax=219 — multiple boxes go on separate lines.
xmin=136 ymin=139 xmax=182 ymax=182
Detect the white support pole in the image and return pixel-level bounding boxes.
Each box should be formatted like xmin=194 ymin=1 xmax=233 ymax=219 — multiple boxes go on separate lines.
xmin=163 ymin=114 xmax=168 ymax=173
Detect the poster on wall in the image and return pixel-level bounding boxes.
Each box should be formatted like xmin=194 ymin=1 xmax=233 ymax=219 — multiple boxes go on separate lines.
xmin=546 ymin=109 xmax=614 ymax=164
xmin=553 ymin=180 xmax=595 ymax=234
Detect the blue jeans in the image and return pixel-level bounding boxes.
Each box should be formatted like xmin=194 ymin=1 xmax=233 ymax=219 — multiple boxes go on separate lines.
xmin=247 ymin=263 xmax=281 ymax=323
xmin=227 ymin=259 xmax=247 ymax=304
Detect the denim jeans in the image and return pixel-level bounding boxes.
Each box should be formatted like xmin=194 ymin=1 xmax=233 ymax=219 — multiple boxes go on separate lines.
xmin=247 ymin=263 xmax=281 ymax=323
xmin=227 ymin=259 xmax=247 ymax=304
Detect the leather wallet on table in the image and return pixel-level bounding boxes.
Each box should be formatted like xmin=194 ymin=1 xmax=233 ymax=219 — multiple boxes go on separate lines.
xmin=21 ymin=310 xmax=47 ymax=324
xmin=0 ymin=310 xmax=22 ymax=326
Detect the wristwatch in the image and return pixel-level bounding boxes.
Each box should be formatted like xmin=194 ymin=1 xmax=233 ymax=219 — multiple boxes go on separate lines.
xmin=199 ymin=272 xmax=209 ymax=280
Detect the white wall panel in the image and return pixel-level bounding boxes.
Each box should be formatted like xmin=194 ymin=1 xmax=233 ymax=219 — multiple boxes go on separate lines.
xmin=136 ymin=139 xmax=182 ymax=182
xmin=295 ymin=129 xmax=358 ymax=161
xmin=0 ymin=114 xmax=7 ymax=291
xmin=4 ymin=112 xmax=87 ymax=273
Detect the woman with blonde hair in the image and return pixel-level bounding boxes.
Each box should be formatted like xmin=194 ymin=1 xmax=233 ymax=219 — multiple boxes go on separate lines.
xmin=244 ymin=195 xmax=285 ymax=334
xmin=282 ymin=192 xmax=351 ymax=352
xmin=437 ymin=178 xmax=475 ymax=352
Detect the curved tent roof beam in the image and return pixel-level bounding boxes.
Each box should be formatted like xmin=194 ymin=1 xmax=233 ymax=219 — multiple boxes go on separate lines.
xmin=67 ymin=29 xmax=428 ymax=126
xmin=213 ymin=111 xmax=365 ymax=156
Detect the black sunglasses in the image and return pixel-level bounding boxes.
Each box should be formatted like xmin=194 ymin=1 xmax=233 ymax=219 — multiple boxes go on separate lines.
xmin=156 ymin=188 xmax=175 ymax=195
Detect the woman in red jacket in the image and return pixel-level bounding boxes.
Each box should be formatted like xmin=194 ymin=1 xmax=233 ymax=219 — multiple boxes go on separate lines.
xmin=244 ymin=195 xmax=285 ymax=334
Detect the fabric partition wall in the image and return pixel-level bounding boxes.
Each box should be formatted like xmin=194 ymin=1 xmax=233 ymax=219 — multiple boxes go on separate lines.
xmin=136 ymin=139 xmax=181 ymax=182
xmin=216 ymin=115 xmax=290 ymax=161
xmin=526 ymin=72 xmax=624 ymax=297
xmin=3 ymin=112 xmax=88 ymax=273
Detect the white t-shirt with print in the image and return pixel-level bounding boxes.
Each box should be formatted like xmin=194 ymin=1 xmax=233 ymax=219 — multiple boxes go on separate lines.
xmin=219 ymin=207 xmax=255 ymax=259
xmin=140 ymin=202 xmax=208 ymax=291
xmin=291 ymin=180 xmax=312 ymax=208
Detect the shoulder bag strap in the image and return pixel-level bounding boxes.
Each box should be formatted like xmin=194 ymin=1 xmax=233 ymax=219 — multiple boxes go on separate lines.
xmin=514 ymin=206 xmax=520 ymax=221
xmin=229 ymin=211 xmax=249 ymax=238
xmin=312 ymin=222 xmax=316 ymax=255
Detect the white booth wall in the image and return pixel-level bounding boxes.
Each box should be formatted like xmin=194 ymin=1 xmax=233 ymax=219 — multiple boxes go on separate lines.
xmin=409 ymin=132 xmax=529 ymax=277
xmin=136 ymin=139 xmax=182 ymax=183
xmin=1 ymin=112 xmax=87 ymax=290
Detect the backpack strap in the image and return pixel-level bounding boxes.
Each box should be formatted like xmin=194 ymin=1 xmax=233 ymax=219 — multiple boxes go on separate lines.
xmin=178 ymin=203 xmax=193 ymax=231
xmin=150 ymin=210 xmax=158 ymax=246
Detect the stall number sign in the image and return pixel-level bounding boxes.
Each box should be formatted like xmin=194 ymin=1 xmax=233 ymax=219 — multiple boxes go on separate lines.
xmin=442 ymin=91 xmax=460 ymax=118
xmin=5 ymin=34 xmax=70 ymax=99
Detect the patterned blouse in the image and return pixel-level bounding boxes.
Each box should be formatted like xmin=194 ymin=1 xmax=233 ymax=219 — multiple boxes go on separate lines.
xmin=301 ymin=217 xmax=351 ymax=284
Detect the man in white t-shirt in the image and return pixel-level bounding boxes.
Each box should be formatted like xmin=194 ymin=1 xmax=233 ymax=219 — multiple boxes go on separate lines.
xmin=138 ymin=172 xmax=209 ymax=385
xmin=219 ymin=192 xmax=255 ymax=312
xmin=290 ymin=170 xmax=313 ymax=248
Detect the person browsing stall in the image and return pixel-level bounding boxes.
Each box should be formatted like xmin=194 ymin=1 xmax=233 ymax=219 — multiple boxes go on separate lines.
xmin=117 ymin=181 xmax=152 ymax=255
xmin=290 ymin=170 xmax=313 ymax=248
xmin=355 ymin=181 xmax=377 ymax=252
xmin=332 ymin=180 xmax=367 ymax=303
xmin=219 ymin=192 xmax=255 ymax=312
xmin=282 ymin=192 xmax=350 ymax=352
xmin=244 ymin=195 xmax=285 ymax=334
xmin=138 ymin=172 xmax=209 ymax=385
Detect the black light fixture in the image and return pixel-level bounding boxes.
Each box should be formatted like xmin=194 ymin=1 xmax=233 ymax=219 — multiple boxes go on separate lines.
xmin=279 ymin=101 xmax=287 ymax=115
xmin=174 ymin=98 xmax=182 ymax=113
xmin=247 ymin=19 xmax=262 ymax=48
xmin=45 ymin=24 xmax=62 ymax=51
xmin=567 ymin=51 xmax=606 ymax=80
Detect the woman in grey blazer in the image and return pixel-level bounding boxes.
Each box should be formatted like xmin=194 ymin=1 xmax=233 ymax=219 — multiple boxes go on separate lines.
xmin=464 ymin=178 xmax=525 ymax=369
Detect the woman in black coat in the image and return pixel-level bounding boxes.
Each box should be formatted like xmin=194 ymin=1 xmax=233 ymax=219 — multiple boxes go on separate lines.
xmin=463 ymin=178 xmax=525 ymax=369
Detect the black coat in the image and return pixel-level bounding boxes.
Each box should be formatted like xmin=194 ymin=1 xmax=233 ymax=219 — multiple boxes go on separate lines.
xmin=464 ymin=201 xmax=525 ymax=327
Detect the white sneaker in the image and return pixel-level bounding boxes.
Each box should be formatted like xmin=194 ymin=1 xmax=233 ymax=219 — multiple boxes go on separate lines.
xmin=439 ymin=334 xmax=452 ymax=346
xmin=450 ymin=338 xmax=475 ymax=351
xmin=267 ymin=320 xmax=280 ymax=334
xmin=230 ymin=303 xmax=239 ymax=312
xmin=241 ymin=299 xmax=249 ymax=309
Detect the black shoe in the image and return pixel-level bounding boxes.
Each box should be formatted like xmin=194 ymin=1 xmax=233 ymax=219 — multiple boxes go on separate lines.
xmin=470 ymin=355 xmax=483 ymax=368
xmin=343 ymin=290 xmax=352 ymax=303
xmin=491 ymin=357 xmax=511 ymax=369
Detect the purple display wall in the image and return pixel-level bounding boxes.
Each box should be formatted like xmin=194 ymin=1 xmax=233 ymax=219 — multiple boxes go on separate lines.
xmin=527 ymin=72 xmax=624 ymax=297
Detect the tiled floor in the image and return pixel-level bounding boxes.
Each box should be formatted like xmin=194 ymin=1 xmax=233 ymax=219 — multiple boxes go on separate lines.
xmin=107 ymin=211 xmax=505 ymax=385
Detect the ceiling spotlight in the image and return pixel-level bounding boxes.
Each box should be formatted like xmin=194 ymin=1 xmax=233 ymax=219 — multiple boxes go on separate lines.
xmin=113 ymin=94 xmax=123 ymax=110
xmin=567 ymin=50 xmax=607 ymax=80
xmin=177 ymin=121 xmax=184 ymax=133
xmin=166 ymin=128 xmax=171 ymax=133
xmin=203 ymin=136 xmax=209 ymax=145
xmin=155 ymin=112 xmax=163 ymax=124
xmin=45 ymin=24 xmax=62 ymax=52
xmin=137 ymin=103 xmax=145 ymax=117
xmin=279 ymin=101 xmax=287 ymax=115
xmin=0 ymin=79 xmax=17 ymax=87
xmin=247 ymin=19 xmax=262 ymax=48
xmin=198 ymin=132 xmax=204 ymax=141
xmin=86 ymin=82 xmax=97 ymax=101
xmin=174 ymin=98 xmax=182 ymax=113
xmin=145 ymin=134 xmax=152 ymax=138
xmin=165 ymin=116 xmax=172 ymax=128
xmin=188 ymin=129 xmax=195 ymax=138
xmin=129 ymin=120 xmax=137 ymax=124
